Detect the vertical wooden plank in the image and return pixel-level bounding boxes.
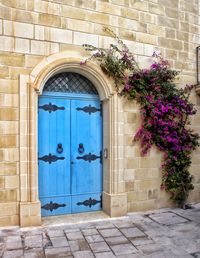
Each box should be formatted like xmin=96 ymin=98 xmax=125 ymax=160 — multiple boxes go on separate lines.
xmin=38 ymin=96 xmax=71 ymax=216
xmin=71 ymin=99 xmax=103 ymax=213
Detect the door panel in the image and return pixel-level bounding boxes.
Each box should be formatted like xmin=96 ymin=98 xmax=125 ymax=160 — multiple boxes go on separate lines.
xmin=38 ymin=97 xmax=71 ymax=216
xmin=71 ymin=99 xmax=102 ymax=213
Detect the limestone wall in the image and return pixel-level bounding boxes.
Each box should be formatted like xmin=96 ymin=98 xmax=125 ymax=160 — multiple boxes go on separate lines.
xmin=0 ymin=0 xmax=199 ymax=226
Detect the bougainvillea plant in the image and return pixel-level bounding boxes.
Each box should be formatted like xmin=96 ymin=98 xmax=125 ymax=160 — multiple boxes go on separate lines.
xmin=81 ymin=28 xmax=199 ymax=208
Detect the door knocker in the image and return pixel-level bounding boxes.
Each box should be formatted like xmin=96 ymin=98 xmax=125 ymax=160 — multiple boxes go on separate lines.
xmin=78 ymin=143 xmax=84 ymax=154
xmin=57 ymin=143 xmax=63 ymax=154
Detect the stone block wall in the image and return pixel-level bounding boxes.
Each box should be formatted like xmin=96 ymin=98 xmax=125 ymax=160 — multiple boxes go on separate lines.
xmin=0 ymin=0 xmax=199 ymax=225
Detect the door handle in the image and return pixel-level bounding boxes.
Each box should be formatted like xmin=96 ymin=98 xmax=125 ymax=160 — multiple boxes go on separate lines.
xmin=57 ymin=143 xmax=63 ymax=154
xmin=78 ymin=143 xmax=84 ymax=154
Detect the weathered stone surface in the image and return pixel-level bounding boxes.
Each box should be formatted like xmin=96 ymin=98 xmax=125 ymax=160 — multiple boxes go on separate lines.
xmin=105 ymin=236 xmax=129 ymax=245
xmin=85 ymin=234 xmax=104 ymax=243
xmin=148 ymin=212 xmax=188 ymax=225
xmin=99 ymin=228 xmax=122 ymax=238
xmin=120 ymin=227 xmax=146 ymax=238
xmin=65 ymin=231 xmax=84 ymax=241
xmin=110 ymin=243 xmax=138 ymax=255
xmin=24 ymin=235 xmax=43 ymax=248
xmin=89 ymin=241 xmax=110 ymax=253
xmin=45 ymin=247 xmax=71 ymax=258
xmin=50 ymin=236 xmax=69 ymax=247
xmin=73 ymin=250 xmax=94 ymax=258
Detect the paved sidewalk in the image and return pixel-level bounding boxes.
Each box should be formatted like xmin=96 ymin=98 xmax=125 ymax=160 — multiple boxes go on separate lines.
xmin=1 ymin=204 xmax=200 ymax=258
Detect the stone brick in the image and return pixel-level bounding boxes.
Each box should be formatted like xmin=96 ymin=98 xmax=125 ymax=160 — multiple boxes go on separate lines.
xmin=176 ymin=31 xmax=189 ymax=41
xmin=0 ymin=202 xmax=18 ymax=215
xmin=61 ymin=5 xmax=86 ymax=20
xmin=0 ymin=66 xmax=9 ymax=78
xmin=158 ymin=16 xmax=179 ymax=29
xmin=0 ymin=149 xmax=3 ymax=161
xmin=137 ymin=33 xmax=157 ymax=45
xmin=165 ymin=49 xmax=178 ymax=59
xmin=15 ymin=38 xmax=30 ymax=54
xmin=30 ymin=0 xmax=60 ymax=16
xmin=180 ymin=22 xmax=190 ymax=32
xmin=0 ymin=163 xmax=17 ymax=176
xmin=9 ymin=21 xmax=34 ymax=39
xmin=49 ymin=27 xmax=72 ymax=43
xmin=73 ymin=32 xmax=98 ymax=47
xmin=25 ymin=55 xmax=44 ymax=68
xmin=12 ymin=9 xmax=37 ymax=23
xmin=31 ymin=40 xmax=49 ymax=55
xmin=158 ymin=0 xmax=178 ymax=8
xmin=0 ymin=176 xmax=4 ymax=188
xmin=0 ymin=135 xmax=18 ymax=148
xmin=38 ymin=13 xmax=61 ymax=27
xmin=0 ymin=189 xmax=17 ymax=202
xmin=147 ymin=24 xmax=165 ymax=36
xmin=119 ymin=29 xmax=136 ymax=41
xmin=0 ymin=5 xmax=11 ymax=19
xmin=148 ymin=189 xmax=158 ymax=199
xmin=132 ymin=1 xmax=148 ymax=11
xmin=5 ymin=175 xmax=19 ymax=188
xmin=121 ymin=7 xmax=138 ymax=20
xmin=139 ymin=179 xmax=159 ymax=191
xmin=158 ymin=37 xmax=183 ymax=50
xmin=3 ymin=148 xmax=19 ymax=162
xmin=0 ymin=108 xmax=18 ymax=121
xmin=87 ymin=12 xmax=110 ymax=25
xmin=96 ymin=2 xmax=121 ymax=15
xmin=1 ymin=0 xmax=26 ymax=9
xmin=137 ymin=22 xmax=147 ymax=33
xmin=165 ymin=28 xmax=176 ymax=39
xmin=0 ymin=52 xmax=25 ymax=67
xmin=35 ymin=25 xmax=45 ymax=40
xmin=9 ymin=67 xmax=31 ymax=80
xmin=149 ymin=3 xmax=165 ymax=15
xmin=165 ymin=7 xmax=179 ymax=19
xmin=140 ymin=13 xmax=155 ymax=24
xmin=0 ymin=36 xmax=14 ymax=52
xmin=125 ymin=181 xmax=135 ymax=192
xmin=126 ymin=158 xmax=140 ymax=169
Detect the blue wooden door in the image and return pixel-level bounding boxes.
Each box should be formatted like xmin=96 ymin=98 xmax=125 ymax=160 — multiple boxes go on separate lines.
xmin=38 ymin=95 xmax=102 ymax=216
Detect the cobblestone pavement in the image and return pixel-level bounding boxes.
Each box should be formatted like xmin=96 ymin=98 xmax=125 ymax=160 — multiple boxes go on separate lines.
xmin=1 ymin=204 xmax=200 ymax=258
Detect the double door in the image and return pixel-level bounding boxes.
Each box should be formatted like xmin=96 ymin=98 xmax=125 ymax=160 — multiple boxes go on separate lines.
xmin=38 ymin=94 xmax=102 ymax=216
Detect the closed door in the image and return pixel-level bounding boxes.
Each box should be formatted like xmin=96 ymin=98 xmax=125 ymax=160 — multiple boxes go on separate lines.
xmin=38 ymin=95 xmax=102 ymax=216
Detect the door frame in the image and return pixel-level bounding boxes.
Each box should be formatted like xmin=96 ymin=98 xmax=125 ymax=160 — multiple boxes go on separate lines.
xmin=19 ymin=50 xmax=127 ymax=227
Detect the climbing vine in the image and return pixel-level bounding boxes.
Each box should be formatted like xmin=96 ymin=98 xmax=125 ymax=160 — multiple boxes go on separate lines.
xmin=81 ymin=28 xmax=199 ymax=208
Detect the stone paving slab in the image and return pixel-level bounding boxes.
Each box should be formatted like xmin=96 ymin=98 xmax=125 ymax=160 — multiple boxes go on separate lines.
xmin=0 ymin=204 xmax=200 ymax=257
xmin=148 ymin=211 xmax=189 ymax=225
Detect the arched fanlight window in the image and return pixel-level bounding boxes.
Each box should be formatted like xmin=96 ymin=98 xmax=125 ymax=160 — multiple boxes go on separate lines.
xmin=43 ymin=72 xmax=98 ymax=95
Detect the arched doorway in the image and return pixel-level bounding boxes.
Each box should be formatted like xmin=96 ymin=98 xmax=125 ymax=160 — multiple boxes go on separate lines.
xmin=38 ymin=72 xmax=103 ymax=216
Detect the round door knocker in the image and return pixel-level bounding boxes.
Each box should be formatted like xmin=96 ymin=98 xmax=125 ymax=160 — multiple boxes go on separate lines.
xmin=78 ymin=143 xmax=84 ymax=154
xmin=57 ymin=143 xmax=63 ymax=154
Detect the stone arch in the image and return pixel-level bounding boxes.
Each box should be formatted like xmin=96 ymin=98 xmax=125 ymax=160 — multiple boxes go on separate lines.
xmin=30 ymin=51 xmax=114 ymax=100
xmin=19 ymin=50 xmax=127 ymax=226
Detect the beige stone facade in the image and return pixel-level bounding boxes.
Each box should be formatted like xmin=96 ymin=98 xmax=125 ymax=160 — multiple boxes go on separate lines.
xmin=0 ymin=0 xmax=200 ymax=226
